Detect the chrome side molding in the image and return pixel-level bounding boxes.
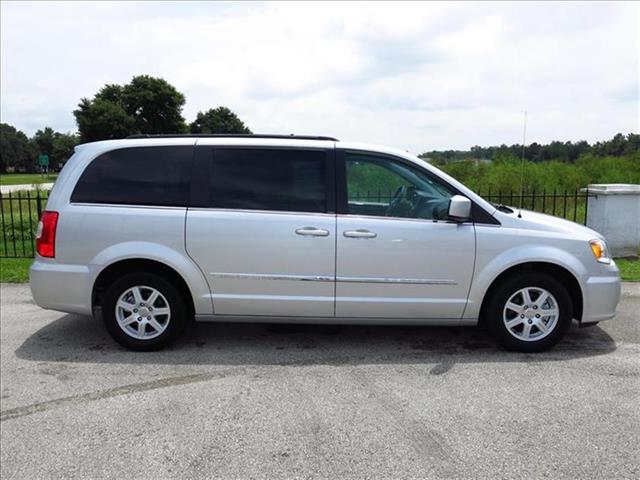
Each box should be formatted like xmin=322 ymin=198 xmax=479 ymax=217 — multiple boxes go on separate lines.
xmin=210 ymin=272 xmax=456 ymax=285
xmin=337 ymin=276 xmax=457 ymax=285
xmin=210 ymin=272 xmax=333 ymax=282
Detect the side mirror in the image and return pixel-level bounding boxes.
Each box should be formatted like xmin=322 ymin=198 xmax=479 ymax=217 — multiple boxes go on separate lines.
xmin=448 ymin=195 xmax=471 ymax=221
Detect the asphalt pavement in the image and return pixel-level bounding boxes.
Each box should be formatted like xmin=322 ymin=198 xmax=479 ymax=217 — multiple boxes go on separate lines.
xmin=1 ymin=282 xmax=638 ymax=479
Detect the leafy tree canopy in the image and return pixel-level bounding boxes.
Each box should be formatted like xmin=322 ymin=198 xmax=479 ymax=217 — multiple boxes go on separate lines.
xmin=33 ymin=127 xmax=56 ymax=158
xmin=32 ymin=126 xmax=79 ymax=169
xmin=50 ymin=132 xmax=79 ymax=169
xmin=74 ymin=75 xmax=187 ymax=142
xmin=421 ymin=133 xmax=640 ymax=164
xmin=189 ymin=107 xmax=252 ymax=134
xmin=0 ymin=123 xmax=37 ymax=173
xmin=74 ymin=97 xmax=134 ymax=143
xmin=1 ymin=123 xmax=78 ymax=173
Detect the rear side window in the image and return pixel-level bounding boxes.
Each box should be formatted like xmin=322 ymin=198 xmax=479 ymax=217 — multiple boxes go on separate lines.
xmin=71 ymin=146 xmax=192 ymax=206
xmin=204 ymin=148 xmax=327 ymax=213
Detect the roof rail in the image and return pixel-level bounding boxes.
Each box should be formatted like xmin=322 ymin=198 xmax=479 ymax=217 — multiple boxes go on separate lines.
xmin=126 ymin=133 xmax=339 ymax=141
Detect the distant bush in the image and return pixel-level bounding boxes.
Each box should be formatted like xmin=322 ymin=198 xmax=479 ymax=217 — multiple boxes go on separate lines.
xmin=421 ymin=132 xmax=640 ymax=164
xmin=438 ymin=152 xmax=640 ymax=194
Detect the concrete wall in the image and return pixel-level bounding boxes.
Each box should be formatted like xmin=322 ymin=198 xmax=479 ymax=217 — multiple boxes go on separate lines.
xmin=585 ymin=184 xmax=640 ymax=257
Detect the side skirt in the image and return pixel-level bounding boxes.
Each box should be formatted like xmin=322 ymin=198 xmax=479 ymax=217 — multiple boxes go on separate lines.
xmin=194 ymin=314 xmax=478 ymax=326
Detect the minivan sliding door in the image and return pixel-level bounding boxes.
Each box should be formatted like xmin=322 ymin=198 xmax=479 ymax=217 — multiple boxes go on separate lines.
xmin=186 ymin=145 xmax=336 ymax=317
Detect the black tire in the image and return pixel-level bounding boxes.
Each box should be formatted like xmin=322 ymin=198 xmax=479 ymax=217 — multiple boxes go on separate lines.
xmin=102 ymin=272 xmax=187 ymax=351
xmin=485 ymin=272 xmax=573 ymax=352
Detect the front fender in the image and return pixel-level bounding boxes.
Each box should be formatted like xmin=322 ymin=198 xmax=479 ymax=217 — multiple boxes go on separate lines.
xmin=91 ymin=241 xmax=213 ymax=315
xmin=464 ymin=244 xmax=587 ymax=320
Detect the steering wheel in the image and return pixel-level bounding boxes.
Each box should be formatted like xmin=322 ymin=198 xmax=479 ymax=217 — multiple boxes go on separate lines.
xmin=387 ymin=185 xmax=410 ymax=217
xmin=392 ymin=185 xmax=407 ymax=201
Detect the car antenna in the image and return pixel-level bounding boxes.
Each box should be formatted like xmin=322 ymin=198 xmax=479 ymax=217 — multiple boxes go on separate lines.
xmin=517 ymin=110 xmax=527 ymax=218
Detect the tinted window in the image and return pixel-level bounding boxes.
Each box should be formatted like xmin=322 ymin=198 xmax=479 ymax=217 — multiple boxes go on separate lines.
xmin=71 ymin=146 xmax=192 ymax=206
xmin=345 ymin=153 xmax=455 ymax=220
xmin=207 ymin=148 xmax=327 ymax=213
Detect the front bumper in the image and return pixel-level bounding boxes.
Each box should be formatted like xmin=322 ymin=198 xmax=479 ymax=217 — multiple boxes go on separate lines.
xmin=581 ymin=272 xmax=621 ymax=324
xmin=29 ymin=259 xmax=95 ymax=315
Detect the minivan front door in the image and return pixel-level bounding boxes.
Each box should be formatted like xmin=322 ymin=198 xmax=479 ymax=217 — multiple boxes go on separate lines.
xmin=335 ymin=152 xmax=475 ymax=319
xmin=186 ymin=145 xmax=336 ymax=317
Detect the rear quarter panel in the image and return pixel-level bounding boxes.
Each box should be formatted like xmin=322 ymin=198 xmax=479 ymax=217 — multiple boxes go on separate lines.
xmin=54 ymin=204 xmax=213 ymax=315
xmin=41 ymin=139 xmax=212 ymax=315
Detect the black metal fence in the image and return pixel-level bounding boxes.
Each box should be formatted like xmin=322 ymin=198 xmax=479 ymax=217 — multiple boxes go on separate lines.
xmin=480 ymin=188 xmax=591 ymax=224
xmin=1 ymin=190 xmax=50 ymax=258
xmin=351 ymin=188 xmax=591 ymax=224
xmin=1 ymin=188 xmax=591 ymax=258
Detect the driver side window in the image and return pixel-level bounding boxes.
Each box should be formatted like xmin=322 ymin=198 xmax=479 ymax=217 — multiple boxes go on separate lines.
xmin=345 ymin=153 xmax=455 ymax=220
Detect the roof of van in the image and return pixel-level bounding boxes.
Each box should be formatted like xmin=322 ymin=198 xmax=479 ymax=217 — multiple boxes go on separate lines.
xmin=126 ymin=134 xmax=339 ymax=141
xmin=75 ymin=136 xmax=416 ymax=163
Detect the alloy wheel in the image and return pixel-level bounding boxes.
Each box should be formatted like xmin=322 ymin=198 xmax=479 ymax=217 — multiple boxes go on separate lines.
xmin=115 ymin=285 xmax=171 ymax=340
xmin=503 ymin=287 xmax=559 ymax=342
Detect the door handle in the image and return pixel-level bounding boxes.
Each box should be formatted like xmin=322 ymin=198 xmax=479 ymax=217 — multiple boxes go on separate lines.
xmin=344 ymin=229 xmax=377 ymax=239
xmin=295 ymin=227 xmax=330 ymax=237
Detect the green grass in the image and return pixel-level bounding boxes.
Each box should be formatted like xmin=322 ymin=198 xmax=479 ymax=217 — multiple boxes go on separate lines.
xmin=0 ymin=258 xmax=32 ymax=282
xmin=0 ymin=173 xmax=57 ymax=186
xmin=616 ymin=258 xmax=640 ymax=282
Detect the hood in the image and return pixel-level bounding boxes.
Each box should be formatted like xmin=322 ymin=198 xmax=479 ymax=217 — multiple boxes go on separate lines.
xmin=495 ymin=208 xmax=604 ymax=241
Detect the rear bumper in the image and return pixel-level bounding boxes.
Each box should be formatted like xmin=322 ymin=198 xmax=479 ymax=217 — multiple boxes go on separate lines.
xmin=29 ymin=260 xmax=96 ymax=315
xmin=581 ymin=273 xmax=621 ymax=324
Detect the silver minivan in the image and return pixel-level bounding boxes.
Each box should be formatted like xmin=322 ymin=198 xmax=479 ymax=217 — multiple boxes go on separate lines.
xmin=30 ymin=135 xmax=621 ymax=352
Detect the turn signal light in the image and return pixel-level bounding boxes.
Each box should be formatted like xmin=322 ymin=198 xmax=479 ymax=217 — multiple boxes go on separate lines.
xmin=589 ymin=239 xmax=610 ymax=264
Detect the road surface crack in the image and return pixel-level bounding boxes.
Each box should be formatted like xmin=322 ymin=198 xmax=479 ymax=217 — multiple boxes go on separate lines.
xmin=0 ymin=372 xmax=223 ymax=422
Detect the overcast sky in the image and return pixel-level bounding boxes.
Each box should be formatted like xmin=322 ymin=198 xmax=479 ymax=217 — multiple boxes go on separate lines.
xmin=1 ymin=1 xmax=638 ymax=153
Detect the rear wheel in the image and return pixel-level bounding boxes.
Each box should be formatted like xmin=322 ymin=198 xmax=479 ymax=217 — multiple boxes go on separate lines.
xmin=102 ymin=273 xmax=187 ymax=351
xmin=486 ymin=272 xmax=573 ymax=352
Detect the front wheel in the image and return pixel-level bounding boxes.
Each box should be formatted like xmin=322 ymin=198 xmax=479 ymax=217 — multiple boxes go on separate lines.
xmin=102 ymin=273 xmax=187 ymax=351
xmin=485 ymin=273 xmax=573 ymax=352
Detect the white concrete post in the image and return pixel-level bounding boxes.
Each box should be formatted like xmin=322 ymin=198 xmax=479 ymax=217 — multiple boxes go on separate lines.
xmin=585 ymin=184 xmax=640 ymax=257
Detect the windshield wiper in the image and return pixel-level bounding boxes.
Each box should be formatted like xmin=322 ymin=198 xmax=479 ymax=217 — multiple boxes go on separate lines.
xmin=492 ymin=203 xmax=515 ymax=214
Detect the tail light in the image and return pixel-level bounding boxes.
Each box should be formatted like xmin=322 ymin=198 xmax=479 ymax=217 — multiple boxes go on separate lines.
xmin=36 ymin=211 xmax=59 ymax=258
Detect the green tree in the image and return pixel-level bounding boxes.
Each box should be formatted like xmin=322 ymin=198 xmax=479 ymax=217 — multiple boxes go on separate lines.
xmin=625 ymin=133 xmax=640 ymax=154
xmin=96 ymin=83 xmax=124 ymax=103
xmin=421 ymin=132 xmax=639 ymax=163
xmin=121 ymin=76 xmax=187 ymax=134
xmin=74 ymin=97 xmax=135 ymax=143
xmin=604 ymin=133 xmax=627 ymax=156
xmin=189 ymin=107 xmax=252 ymax=134
xmin=0 ymin=123 xmax=36 ymax=173
xmin=51 ymin=132 xmax=79 ymax=169
xmin=32 ymin=127 xmax=56 ymax=157
xmin=74 ymin=75 xmax=187 ymax=142
xmin=31 ymin=126 xmax=78 ymax=170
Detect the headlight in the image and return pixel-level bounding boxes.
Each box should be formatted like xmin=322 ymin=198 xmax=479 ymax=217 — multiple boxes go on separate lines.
xmin=589 ymin=239 xmax=611 ymax=264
